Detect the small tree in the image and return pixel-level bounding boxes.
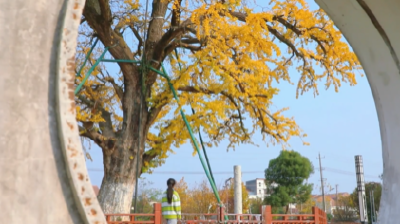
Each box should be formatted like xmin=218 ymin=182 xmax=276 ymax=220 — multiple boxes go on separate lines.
xmin=172 ymin=177 xmax=189 ymax=211
xmin=174 ymin=177 xmax=249 ymax=214
xmin=350 ymin=182 xmax=382 ymax=224
xmin=220 ymin=182 xmax=250 ymax=213
xmin=131 ymin=179 xmax=163 ymax=216
xmin=333 ymin=195 xmax=358 ymax=222
xmin=249 ymin=197 xmax=264 ymax=214
xmin=264 ymin=150 xmax=314 ymax=213
xmin=298 ymin=197 xmax=316 ymax=214
xmin=314 ymin=196 xmax=333 ymax=214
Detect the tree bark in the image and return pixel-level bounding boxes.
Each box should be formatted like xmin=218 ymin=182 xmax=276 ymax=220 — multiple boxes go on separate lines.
xmin=82 ymin=0 xmax=169 ymax=214
xmin=97 ymin=84 xmax=148 ymax=214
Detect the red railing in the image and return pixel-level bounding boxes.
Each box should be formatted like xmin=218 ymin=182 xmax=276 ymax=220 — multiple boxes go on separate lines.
xmin=313 ymin=206 xmax=327 ymax=224
xmin=263 ymin=205 xmax=327 ymax=224
xmin=221 ymin=206 xmax=265 ymax=224
xmin=179 ymin=212 xmax=218 ymax=224
xmin=105 ymin=203 xmax=161 ymax=224
xmin=105 ymin=203 xmax=327 ymax=224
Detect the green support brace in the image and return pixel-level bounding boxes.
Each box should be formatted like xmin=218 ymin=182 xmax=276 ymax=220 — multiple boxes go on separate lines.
xmin=101 ymin=59 xmax=141 ymax=64
xmin=74 ymin=47 xmax=109 ymax=95
xmin=76 ymin=38 xmax=99 ymax=77
xmin=75 ymin=53 xmax=228 ymax=221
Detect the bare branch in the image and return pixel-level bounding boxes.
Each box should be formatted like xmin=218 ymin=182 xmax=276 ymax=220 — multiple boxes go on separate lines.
xmin=163 ymin=42 xmax=201 ymax=60
xmin=105 ymin=76 xmax=124 ymax=101
xmin=79 ymin=125 xmax=110 ymax=149
xmin=129 ymin=24 xmax=143 ymax=56
xmin=180 ymin=37 xmax=200 ymax=44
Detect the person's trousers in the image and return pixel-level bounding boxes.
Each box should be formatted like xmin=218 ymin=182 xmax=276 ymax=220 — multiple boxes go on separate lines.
xmin=166 ymin=219 xmax=178 ymax=224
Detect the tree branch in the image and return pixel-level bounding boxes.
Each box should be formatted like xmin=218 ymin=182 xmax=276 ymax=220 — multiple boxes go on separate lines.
xmin=163 ymin=42 xmax=201 ymax=61
xmin=171 ymin=0 xmax=183 ymax=28
xmin=98 ymin=0 xmax=112 ymax=22
xmin=177 ymin=85 xmax=248 ymax=138
xmin=145 ymin=98 xmax=170 ymax=134
xmin=105 ymin=76 xmax=124 ymax=101
xmin=129 ymin=24 xmax=143 ymax=56
xmin=228 ymin=11 xmax=328 ymax=58
xmin=180 ymin=37 xmax=200 ymax=44
xmin=83 ymin=1 xmax=138 ymax=85
xmin=79 ymin=125 xmax=110 ymax=149
xmin=150 ymin=18 xmax=194 ymax=66
xmin=77 ymin=95 xmax=116 ymax=138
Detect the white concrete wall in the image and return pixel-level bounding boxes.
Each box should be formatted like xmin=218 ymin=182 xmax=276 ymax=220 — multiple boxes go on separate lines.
xmin=0 ymin=0 xmax=106 ymax=223
xmin=1 ymin=0 xmax=399 ymax=223
xmin=314 ymin=0 xmax=400 ymax=223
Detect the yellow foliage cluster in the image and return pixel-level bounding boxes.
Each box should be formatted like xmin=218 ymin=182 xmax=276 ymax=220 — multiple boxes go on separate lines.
xmin=143 ymin=0 xmax=361 ymax=162
xmin=173 ymin=177 xmax=250 ymax=214
xmin=298 ymin=197 xmax=316 ymax=214
xmin=75 ymin=0 xmax=362 ymax=171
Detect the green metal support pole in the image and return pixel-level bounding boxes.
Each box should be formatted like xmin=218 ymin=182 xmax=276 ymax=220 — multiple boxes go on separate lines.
xmin=76 ymin=38 xmax=99 ymax=77
xmin=101 ymin=59 xmax=141 ymax=64
xmin=74 ymin=48 xmax=109 ymax=95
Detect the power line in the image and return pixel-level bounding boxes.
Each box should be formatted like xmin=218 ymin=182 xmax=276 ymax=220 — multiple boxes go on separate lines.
xmin=324 ymin=167 xmax=379 ymax=179
xmin=318 ymin=152 xmax=326 ymax=212
xmin=87 ymin=168 xmax=261 ymax=174
xmin=87 ymin=167 xmax=381 ymax=179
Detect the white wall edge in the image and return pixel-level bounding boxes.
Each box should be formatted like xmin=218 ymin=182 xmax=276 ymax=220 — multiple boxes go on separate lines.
xmin=56 ymin=0 xmax=106 ymax=223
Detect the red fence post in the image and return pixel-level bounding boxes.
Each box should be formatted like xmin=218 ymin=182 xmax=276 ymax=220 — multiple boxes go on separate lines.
xmin=106 ymin=215 xmax=111 ymax=223
xmin=219 ymin=205 xmax=225 ymax=222
xmin=154 ymin=203 xmax=162 ymax=224
xmin=130 ymin=214 xmax=135 ymax=223
xmin=264 ymin=206 xmax=272 ymax=224
xmin=312 ymin=207 xmax=319 ymax=224
xmin=321 ymin=209 xmax=327 ymax=224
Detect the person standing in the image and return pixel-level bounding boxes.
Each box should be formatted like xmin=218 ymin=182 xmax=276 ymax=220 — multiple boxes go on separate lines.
xmin=162 ymin=178 xmax=181 ymax=224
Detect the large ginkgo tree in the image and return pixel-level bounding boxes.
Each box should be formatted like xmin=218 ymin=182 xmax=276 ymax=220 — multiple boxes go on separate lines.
xmin=76 ymin=0 xmax=361 ymax=214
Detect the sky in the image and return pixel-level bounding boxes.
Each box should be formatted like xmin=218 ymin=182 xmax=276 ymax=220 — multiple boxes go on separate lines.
xmin=84 ymin=0 xmax=383 ymax=196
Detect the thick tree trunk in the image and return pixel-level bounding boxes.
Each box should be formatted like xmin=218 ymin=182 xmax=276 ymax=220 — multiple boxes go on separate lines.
xmin=82 ymin=0 xmax=169 ymax=215
xmin=97 ymin=146 xmax=140 ymax=215
xmin=98 ymin=81 xmax=148 ymax=214
xmin=97 ymin=130 xmax=147 ymax=215
xmin=98 ymin=167 xmax=136 ymax=214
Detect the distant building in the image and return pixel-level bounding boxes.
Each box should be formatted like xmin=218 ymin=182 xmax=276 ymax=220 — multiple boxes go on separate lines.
xmin=245 ymin=178 xmax=278 ymax=199
xmin=245 ymin=178 xmax=267 ymax=199
xmin=312 ymin=193 xmax=351 ymax=214
xmin=245 ymin=178 xmax=296 ymax=211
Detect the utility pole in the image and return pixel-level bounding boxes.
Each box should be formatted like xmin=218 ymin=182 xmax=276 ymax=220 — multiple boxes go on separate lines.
xmin=371 ymin=189 xmax=376 ymax=223
xmin=355 ymin=155 xmax=368 ymax=224
xmin=336 ymin=184 xmax=339 ymax=208
xmin=318 ymin=153 xmax=326 ymax=212
xmin=369 ymin=190 xmax=374 ymax=223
